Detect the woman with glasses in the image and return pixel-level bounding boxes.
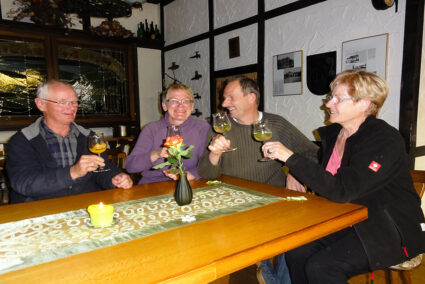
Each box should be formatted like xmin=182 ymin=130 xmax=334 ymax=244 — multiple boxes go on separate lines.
xmin=262 ymin=70 xmax=425 ymax=283
xmin=126 ymin=83 xmax=209 ymax=184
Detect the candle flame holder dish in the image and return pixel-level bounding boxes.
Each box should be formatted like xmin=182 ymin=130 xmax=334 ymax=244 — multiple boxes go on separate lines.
xmin=84 ymin=217 xmax=119 ymax=228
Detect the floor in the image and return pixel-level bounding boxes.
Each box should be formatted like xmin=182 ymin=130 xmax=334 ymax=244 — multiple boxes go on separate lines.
xmin=348 ymin=261 xmax=425 ymax=284
xmin=212 ymin=261 xmax=425 ymax=284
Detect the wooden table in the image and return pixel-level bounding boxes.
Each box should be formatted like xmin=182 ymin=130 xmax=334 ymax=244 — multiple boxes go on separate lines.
xmin=0 ymin=176 xmax=367 ymax=283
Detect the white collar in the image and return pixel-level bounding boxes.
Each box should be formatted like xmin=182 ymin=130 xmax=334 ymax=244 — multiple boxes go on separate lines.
xmin=232 ymin=111 xmax=263 ymax=124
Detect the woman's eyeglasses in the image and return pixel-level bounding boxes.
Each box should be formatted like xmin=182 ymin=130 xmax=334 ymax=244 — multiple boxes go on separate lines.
xmin=166 ymin=98 xmax=194 ymax=106
xmin=325 ymin=96 xmax=357 ymax=104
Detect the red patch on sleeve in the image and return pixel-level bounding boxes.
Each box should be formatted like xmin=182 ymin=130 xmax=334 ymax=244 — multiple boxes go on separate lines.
xmin=368 ymin=161 xmax=381 ymax=172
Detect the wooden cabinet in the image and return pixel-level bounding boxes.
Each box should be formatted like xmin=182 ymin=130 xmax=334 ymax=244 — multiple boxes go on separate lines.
xmin=0 ymin=21 xmax=162 ymax=130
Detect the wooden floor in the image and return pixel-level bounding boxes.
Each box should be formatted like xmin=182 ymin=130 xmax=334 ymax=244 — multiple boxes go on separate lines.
xmin=213 ymin=260 xmax=425 ymax=284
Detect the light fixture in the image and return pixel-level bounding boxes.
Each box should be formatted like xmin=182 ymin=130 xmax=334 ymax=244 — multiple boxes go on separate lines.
xmin=123 ymin=0 xmax=145 ymax=9
xmin=372 ymin=0 xmax=398 ymax=11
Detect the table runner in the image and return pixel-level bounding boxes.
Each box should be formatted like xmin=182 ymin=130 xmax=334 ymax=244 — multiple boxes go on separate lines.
xmin=0 ymin=183 xmax=282 ymax=274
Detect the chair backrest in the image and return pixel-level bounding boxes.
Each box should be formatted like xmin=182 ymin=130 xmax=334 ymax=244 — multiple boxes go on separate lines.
xmin=410 ymin=170 xmax=425 ymax=198
xmin=107 ymin=149 xmax=127 ymax=169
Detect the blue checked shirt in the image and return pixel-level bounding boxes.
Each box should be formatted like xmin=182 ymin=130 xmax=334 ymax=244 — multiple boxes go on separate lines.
xmin=40 ymin=119 xmax=79 ymax=168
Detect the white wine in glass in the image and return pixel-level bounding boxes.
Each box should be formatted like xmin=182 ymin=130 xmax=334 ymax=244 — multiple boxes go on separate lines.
xmin=253 ymin=120 xmax=273 ymax=162
xmin=88 ymin=133 xmax=110 ymax=172
xmin=212 ymin=112 xmax=236 ymax=152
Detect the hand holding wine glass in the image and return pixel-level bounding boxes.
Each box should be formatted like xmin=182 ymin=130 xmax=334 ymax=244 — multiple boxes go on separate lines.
xmin=88 ymin=133 xmax=110 ymax=172
xmin=212 ymin=112 xmax=237 ymax=152
xmin=253 ymin=120 xmax=273 ymax=161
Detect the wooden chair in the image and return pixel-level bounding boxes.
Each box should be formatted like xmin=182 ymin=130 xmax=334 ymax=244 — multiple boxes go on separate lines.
xmin=385 ymin=170 xmax=425 ymax=284
xmin=107 ymin=149 xmax=127 ymax=169
xmin=105 ymin=137 xmax=135 ymax=170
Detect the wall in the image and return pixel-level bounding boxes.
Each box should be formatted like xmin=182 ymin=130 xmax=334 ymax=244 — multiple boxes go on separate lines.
xmin=416 ymin=4 xmax=425 ymax=171
xmin=138 ymin=47 xmax=163 ymax=127
xmin=0 ymin=0 xmax=162 ymax=141
xmin=264 ymin=1 xmax=405 ymax=139
xmin=163 ymin=0 xmax=406 ymax=140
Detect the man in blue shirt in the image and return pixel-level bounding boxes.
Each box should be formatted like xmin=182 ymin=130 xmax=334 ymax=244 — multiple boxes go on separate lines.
xmin=6 ymin=80 xmax=132 ymax=203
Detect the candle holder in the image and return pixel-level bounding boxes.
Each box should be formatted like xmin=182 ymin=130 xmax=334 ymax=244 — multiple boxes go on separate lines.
xmin=87 ymin=202 xmax=114 ymax=228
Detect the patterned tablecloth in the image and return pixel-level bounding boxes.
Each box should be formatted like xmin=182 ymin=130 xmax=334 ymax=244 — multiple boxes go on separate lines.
xmin=0 ymin=183 xmax=282 ymax=274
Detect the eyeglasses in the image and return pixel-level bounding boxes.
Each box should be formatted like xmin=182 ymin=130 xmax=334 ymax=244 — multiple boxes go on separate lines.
xmin=41 ymin=98 xmax=79 ymax=106
xmin=166 ymin=98 xmax=194 ymax=106
xmin=325 ymin=96 xmax=357 ymax=104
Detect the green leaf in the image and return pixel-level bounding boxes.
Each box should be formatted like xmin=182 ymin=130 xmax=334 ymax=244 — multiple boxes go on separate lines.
xmin=152 ymin=161 xmax=171 ymax=169
xmin=168 ymin=147 xmax=179 ymax=156
xmin=169 ymin=168 xmax=179 ymax=174
xmin=186 ymin=145 xmax=195 ymax=151
xmin=167 ymin=156 xmax=177 ymax=164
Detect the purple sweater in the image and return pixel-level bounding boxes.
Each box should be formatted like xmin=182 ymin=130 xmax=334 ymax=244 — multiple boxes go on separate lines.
xmin=126 ymin=113 xmax=210 ymax=184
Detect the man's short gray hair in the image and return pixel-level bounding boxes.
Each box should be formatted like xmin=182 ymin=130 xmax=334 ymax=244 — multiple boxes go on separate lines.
xmin=36 ymin=80 xmax=72 ymax=99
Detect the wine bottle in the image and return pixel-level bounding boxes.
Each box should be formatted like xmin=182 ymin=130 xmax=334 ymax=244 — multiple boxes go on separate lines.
xmin=150 ymin=21 xmax=155 ymax=40
xmin=137 ymin=22 xmax=144 ymax=38
xmin=144 ymin=19 xmax=149 ymax=37
xmin=154 ymin=24 xmax=161 ymax=41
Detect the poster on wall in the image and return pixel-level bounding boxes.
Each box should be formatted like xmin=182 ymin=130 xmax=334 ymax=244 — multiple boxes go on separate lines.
xmin=273 ymin=50 xmax=303 ymax=96
xmin=342 ymin=33 xmax=388 ymax=79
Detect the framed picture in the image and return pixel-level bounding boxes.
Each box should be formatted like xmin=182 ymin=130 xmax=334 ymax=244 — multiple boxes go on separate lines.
xmin=273 ymin=50 xmax=303 ymax=96
xmin=342 ymin=33 xmax=388 ymax=79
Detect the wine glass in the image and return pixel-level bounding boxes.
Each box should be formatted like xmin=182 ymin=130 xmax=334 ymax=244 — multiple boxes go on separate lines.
xmin=253 ymin=120 xmax=273 ymax=162
xmin=212 ymin=112 xmax=237 ymax=152
xmin=88 ymin=133 xmax=110 ymax=172
xmin=166 ymin=125 xmax=181 ymax=138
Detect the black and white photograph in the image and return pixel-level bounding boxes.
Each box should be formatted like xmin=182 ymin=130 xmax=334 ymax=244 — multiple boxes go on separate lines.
xmin=342 ymin=33 xmax=388 ymax=78
xmin=273 ymin=50 xmax=303 ymax=96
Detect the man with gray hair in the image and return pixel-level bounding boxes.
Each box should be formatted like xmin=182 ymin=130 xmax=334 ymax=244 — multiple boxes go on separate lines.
xmin=6 ymin=80 xmax=132 ymax=203
xmin=198 ymin=75 xmax=318 ymax=284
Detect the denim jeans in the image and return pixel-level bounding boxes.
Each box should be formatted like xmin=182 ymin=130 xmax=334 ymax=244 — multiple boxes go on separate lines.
xmin=261 ymin=253 xmax=291 ymax=284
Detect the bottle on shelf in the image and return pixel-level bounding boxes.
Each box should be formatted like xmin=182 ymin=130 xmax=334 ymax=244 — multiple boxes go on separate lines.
xmin=144 ymin=19 xmax=150 ymax=38
xmin=137 ymin=22 xmax=145 ymax=38
xmin=149 ymin=21 xmax=155 ymax=40
xmin=154 ymin=24 xmax=161 ymax=41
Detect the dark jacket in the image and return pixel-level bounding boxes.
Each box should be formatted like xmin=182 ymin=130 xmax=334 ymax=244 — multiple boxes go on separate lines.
xmin=286 ymin=116 xmax=425 ymax=270
xmin=6 ymin=118 xmax=121 ymax=203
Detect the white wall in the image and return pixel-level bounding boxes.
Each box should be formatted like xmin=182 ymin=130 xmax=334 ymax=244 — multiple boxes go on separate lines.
xmin=214 ymin=24 xmax=258 ymax=71
xmin=265 ymin=0 xmax=299 ymax=11
xmin=164 ymin=39 xmax=210 ymax=120
xmin=138 ymin=47 xmax=163 ymax=127
xmin=264 ymin=0 xmax=405 ymax=139
xmin=163 ymin=0 xmax=406 ymax=140
xmin=213 ymin=0 xmax=257 ymax=28
xmin=164 ymin=0 xmax=209 ymax=46
xmin=416 ymin=7 xmax=425 ymax=171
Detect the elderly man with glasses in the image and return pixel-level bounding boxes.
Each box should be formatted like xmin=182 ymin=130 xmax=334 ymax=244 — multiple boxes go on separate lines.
xmin=6 ymin=80 xmax=133 ymax=203
xmin=126 ymin=83 xmax=210 ymax=184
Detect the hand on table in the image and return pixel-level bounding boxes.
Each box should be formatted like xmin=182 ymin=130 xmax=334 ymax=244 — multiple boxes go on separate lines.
xmin=286 ymin=173 xmax=306 ymax=193
xmin=112 ymin=172 xmax=133 ymax=189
